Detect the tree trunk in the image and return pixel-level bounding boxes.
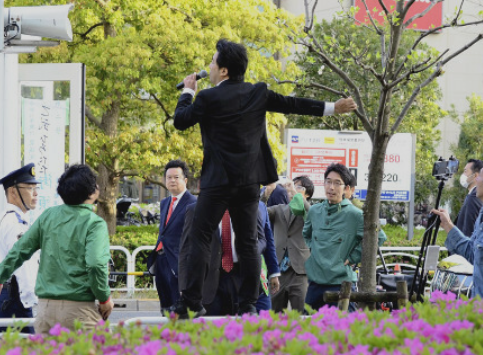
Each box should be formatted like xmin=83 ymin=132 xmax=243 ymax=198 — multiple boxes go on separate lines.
xmin=358 ymin=132 xmax=390 ymax=305
xmin=96 ymin=99 xmax=120 ymax=235
xmin=97 ymin=163 xmax=119 ymax=235
xmin=95 ymin=21 xmax=120 ymax=236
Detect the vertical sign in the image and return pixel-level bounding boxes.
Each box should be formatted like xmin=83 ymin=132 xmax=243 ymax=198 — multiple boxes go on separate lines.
xmin=23 ymin=98 xmax=68 ymax=223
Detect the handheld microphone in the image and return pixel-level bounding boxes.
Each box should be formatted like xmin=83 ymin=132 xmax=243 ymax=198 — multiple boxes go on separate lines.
xmin=176 ymin=70 xmax=208 ymax=90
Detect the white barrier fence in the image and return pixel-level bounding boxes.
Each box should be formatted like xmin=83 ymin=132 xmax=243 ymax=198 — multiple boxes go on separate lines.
xmin=109 ymin=246 xmax=449 ymax=295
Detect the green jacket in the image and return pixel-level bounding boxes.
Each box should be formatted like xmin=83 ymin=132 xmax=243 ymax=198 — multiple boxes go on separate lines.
xmin=303 ymin=199 xmax=386 ymax=285
xmin=0 ymin=204 xmax=111 ymax=303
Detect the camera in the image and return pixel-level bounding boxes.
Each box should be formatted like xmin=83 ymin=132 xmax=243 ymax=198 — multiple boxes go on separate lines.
xmin=432 ymin=156 xmax=459 ymax=180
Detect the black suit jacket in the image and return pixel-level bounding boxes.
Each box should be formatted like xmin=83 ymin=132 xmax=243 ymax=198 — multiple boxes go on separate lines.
xmin=174 ymin=80 xmax=326 ymax=188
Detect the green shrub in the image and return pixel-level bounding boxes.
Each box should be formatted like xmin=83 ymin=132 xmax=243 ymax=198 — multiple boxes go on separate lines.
xmin=110 ymin=225 xmax=159 ymax=289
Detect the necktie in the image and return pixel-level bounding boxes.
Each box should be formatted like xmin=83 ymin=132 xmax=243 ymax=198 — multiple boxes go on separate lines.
xmin=165 ymin=196 xmax=177 ymax=226
xmin=155 ymin=197 xmax=177 ymax=252
xmin=221 ymin=210 xmax=234 ymax=273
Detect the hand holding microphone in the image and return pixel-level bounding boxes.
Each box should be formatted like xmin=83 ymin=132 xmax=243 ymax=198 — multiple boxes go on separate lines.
xmin=176 ymin=70 xmax=208 ymax=90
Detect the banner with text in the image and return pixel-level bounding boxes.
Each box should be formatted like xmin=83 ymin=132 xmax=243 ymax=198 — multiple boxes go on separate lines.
xmin=22 ymin=98 xmax=68 ymax=223
xmin=286 ymin=129 xmax=414 ymax=201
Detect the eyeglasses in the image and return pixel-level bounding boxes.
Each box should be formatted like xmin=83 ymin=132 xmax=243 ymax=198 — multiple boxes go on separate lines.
xmin=324 ymin=179 xmax=345 ymax=187
xmin=17 ymin=186 xmax=40 ymax=193
xmin=295 ymin=185 xmax=306 ymax=191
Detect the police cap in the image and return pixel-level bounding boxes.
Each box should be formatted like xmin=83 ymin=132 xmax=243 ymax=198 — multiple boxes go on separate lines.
xmin=0 ymin=163 xmax=41 ymax=190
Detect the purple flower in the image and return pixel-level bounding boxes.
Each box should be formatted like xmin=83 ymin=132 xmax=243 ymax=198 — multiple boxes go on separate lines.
xmin=6 ymin=348 xmax=22 ymax=355
xmin=134 ymin=340 xmax=162 ymax=355
xmin=224 ymin=321 xmax=244 ymax=342
xmin=49 ymin=323 xmax=70 ymax=336
xmin=430 ymin=290 xmax=456 ymax=302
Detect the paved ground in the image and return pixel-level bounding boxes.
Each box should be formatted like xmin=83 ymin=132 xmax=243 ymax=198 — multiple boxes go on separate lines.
xmin=110 ymin=299 xmax=161 ymax=325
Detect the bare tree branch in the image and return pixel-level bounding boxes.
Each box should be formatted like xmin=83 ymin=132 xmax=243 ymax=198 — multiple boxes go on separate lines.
xmin=360 ymin=0 xmax=384 ymax=35
xmin=77 ymin=23 xmax=104 ymax=39
xmin=403 ymin=0 xmax=441 ymax=28
xmin=144 ymin=175 xmax=167 ymax=189
xmin=376 ymin=0 xmax=390 ymax=18
xmin=388 ymin=51 xmax=447 ymax=90
xmin=392 ymin=33 xmax=483 ymax=132
xmin=85 ymin=106 xmax=103 ymax=129
xmin=304 ymin=0 xmax=319 ymax=33
xmin=150 ymin=93 xmax=172 ymax=122
xmin=296 ymin=34 xmax=373 ymax=132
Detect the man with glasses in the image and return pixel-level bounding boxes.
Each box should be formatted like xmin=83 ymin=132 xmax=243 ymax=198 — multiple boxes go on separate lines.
xmin=303 ymin=163 xmax=386 ymax=312
xmin=0 ymin=163 xmax=40 ymax=333
xmin=147 ymin=160 xmax=197 ymax=312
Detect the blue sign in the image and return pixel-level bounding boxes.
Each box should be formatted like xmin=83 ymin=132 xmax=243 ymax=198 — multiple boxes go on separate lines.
xmin=355 ymin=189 xmax=409 ymax=201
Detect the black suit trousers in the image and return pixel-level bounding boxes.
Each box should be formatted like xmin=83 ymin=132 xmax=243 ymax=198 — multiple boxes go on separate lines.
xmin=181 ymin=184 xmax=261 ymax=309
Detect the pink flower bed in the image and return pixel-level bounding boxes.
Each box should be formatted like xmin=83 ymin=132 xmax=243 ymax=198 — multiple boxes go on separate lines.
xmin=0 ymin=291 xmax=481 ymax=354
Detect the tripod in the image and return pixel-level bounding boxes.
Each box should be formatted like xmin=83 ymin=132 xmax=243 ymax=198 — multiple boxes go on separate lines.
xmin=409 ymin=178 xmax=447 ymax=302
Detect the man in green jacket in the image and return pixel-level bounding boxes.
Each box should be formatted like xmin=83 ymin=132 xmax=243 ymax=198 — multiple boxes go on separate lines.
xmin=303 ymin=163 xmax=386 ymax=312
xmin=0 ymin=164 xmax=113 ymax=334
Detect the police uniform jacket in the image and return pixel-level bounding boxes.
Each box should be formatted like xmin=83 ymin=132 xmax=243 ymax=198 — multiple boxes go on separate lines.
xmin=0 ymin=203 xmax=39 ymax=308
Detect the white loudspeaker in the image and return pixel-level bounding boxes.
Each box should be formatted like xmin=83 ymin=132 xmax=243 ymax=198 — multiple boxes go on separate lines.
xmin=4 ymin=4 xmax=74 ymax=42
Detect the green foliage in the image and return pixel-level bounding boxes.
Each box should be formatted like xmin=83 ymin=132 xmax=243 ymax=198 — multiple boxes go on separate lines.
xmin=291 ymin=16 xmax=445 ymax=203
xmin=444 ymin=94 xmax=483 ymax=217
xmin=11 ymin=0 xmax=303 ymax=178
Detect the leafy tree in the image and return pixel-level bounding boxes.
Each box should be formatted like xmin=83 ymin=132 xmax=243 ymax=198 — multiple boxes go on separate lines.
xmin=288 ymin=16 xmax=444 ymax=207
xmin=445 ymin=94 xmax=483 ymax=217
xmin=11 ymin=0 xmax=302 ymax=234
xmin=289 ymin=0 xmax=483 ymax=303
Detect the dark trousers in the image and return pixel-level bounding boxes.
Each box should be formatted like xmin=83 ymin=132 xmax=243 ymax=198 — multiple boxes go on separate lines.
xmin=154 ymin=253 xmax=180 ymax=310
xmin=181 ymin=184 xmax=261 ymax=309
xmin=204 ymin=266 xmax=241 ymax=316
xmin=0 ymin=280 xmax=34 ymax=334
xmin=305 ymin=281 xmax=357 ymax=313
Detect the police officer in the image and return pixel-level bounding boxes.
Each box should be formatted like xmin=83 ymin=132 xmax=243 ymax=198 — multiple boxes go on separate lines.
xmin=0 ymin=163 xmax=40 ymax=333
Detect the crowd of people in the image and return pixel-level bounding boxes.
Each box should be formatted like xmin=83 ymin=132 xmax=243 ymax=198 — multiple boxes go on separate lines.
xmin=1 ymin=38 xmax=480 ymax=335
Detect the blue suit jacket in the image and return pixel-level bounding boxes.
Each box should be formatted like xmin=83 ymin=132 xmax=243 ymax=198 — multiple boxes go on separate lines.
xmin=155 ymin=191 xmax=197 ymax=276
xmin=258 ymin=201 xmax=280 ymax=277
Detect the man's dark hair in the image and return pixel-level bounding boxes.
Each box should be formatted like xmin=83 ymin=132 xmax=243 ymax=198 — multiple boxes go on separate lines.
xmin=57 ymin=164 xmax=97 ymax=205
xmin=468 ymin=159 xmax=483 ymax=174
xmin=164 ymin=160 xmax=190 ymax=178
xmin=293 ymin=175 xmax=314 ymax=200
xmin=324 ymin=163 xmax=352 ymax=186
xmin=349 ymin=174 xmax=357 ymax=188
xmin=215 ymin=39 xmax=248 ymax=82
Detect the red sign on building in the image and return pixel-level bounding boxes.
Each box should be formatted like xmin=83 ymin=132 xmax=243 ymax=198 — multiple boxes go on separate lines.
xmin=354 ymin=0 xmax=443 ymax=31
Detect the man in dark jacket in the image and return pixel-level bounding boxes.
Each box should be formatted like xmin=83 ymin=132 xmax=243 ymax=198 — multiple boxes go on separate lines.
xmin=172 ymin=39 xmax=357 ymax=318
xmin=455 ymin=159 xmax=483 ymax=237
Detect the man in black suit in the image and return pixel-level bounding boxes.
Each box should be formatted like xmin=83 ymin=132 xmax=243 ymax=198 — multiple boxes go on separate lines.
xmin=172 ymin=39 xmax=357 ymax=318
xmin=178 ymin=202 xmax=279 ymax=316
xmin=147 ymin=160 xmax=196 ymax=312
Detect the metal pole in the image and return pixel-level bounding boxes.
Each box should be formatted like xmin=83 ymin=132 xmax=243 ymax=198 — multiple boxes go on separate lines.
xmin=1 ymin=0 xmax=6 ymax=213
xmin=407 ymin=134 xmax=416 ymax=240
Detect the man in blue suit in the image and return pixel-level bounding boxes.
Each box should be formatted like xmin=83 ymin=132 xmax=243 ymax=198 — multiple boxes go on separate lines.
xmin=148 ymin=160 xmax=196 ymax=312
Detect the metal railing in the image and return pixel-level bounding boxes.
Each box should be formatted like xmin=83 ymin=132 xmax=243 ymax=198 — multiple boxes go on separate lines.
xmin=108 ymin=245 xmax=450 ymax=295
xmin=377 ymin=246 xmax=448 ymax=271
xmin=110 ymin=245 xmax=156 ymax=296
